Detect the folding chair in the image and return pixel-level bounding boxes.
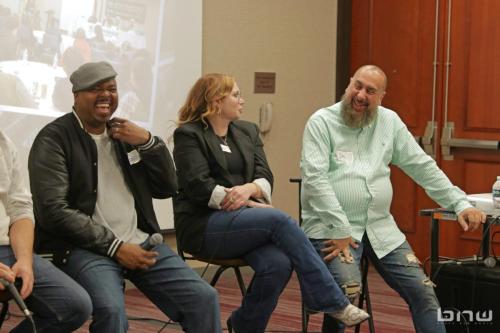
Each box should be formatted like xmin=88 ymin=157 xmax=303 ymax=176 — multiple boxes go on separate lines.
xmin=175 ymin=234 xmax=251 ymax=296
xmin=0 ymin=291 xmax=11 ymax=330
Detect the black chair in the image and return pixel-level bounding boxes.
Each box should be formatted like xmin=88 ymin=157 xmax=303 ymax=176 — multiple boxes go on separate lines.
xmin=175 ymin=234 xmax=251 ymax=296
xmin=0 ymin=291 xmax=11 ymax=330
xmin=289 ymin=178 xmax=375 ymax=333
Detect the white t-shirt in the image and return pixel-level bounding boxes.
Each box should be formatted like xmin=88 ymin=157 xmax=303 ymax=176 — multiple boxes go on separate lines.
xmin=90 ymin=130 xmax=148 ymax=244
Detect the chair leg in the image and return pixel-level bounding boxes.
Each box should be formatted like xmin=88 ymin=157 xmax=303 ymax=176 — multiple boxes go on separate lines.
xmin=210 ymin=266 xmax=229 ymax=287
xmin=233 ymin=267 xmax=247 ymax=296
xmin=301 ymin=302 xmax=309 ymax=333
xmin=364 ymin=280 xmax=375 ymax=333
xmin=209 ymin=266 xmax=249 ymax=297
xmin=355 ymin=256 xmax=375 ymax=333
xmin=0 ymin=301 xmax=9 ymax=329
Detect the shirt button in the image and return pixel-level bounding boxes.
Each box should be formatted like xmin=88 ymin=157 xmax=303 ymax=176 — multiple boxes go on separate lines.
xmin=93 ymin=189 xmax=97 ymax=193
xmin=93 ymin=162 xmax=97 ymax=166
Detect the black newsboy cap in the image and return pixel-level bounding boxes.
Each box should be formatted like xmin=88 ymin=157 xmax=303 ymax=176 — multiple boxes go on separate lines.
xmin=70 ymin=61 xmax=118 ymax=92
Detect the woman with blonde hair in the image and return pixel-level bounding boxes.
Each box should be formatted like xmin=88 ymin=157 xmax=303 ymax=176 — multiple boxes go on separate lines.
xmin=173 ymin=73 xmax=369 ymax=333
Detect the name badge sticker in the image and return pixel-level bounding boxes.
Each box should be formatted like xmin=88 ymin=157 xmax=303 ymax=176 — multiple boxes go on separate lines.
xmin=220 ymin=144 xmax=232 ymax=153
xmin=335 ymin=150 xmax=353 ymax=165
xmin=128 ymin=149 xmax=141 ymax=165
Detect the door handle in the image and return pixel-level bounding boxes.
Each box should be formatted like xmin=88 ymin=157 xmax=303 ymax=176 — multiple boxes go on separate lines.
xmin=441 ymin=122 xmax=500 ymax=160
xmin=422 ymin=121 xmax=437 ymax=158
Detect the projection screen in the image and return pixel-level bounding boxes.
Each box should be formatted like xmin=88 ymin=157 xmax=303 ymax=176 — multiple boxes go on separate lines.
xmin=0 ymin=0 xmax=202 ymax=230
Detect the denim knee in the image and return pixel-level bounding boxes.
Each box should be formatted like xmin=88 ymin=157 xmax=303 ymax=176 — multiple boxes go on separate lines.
xmin=310 ymin=238 xmax=363 ymax=302
xmin=263 ymin=208 xmax=290 ymax=223
xmin=264 ymin=253 xmax=293 ymax=283
xmin=64 ymin=291 xmax=92 ymax=330
xmin=92 ymin=300 xmax=128 ymax=331
xmin=250 ymin=243 xmax=293 ymax=278
xmin=409 ymin=275 xmax=440 ymax=309
xmin=197 ymin=283 xmax=219 ymax=308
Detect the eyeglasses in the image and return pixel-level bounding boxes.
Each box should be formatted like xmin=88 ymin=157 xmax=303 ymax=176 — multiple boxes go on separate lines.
xmin=231 ymin=91 xmax=243 ymax=101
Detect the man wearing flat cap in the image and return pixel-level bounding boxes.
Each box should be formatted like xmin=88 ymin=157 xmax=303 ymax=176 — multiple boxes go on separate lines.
xmin=28 ymin=61 xmax=221 ymax=333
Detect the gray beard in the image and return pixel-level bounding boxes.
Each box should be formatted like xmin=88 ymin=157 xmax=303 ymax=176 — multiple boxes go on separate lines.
xmin=340 ymin=97 xmax=377 ymax=129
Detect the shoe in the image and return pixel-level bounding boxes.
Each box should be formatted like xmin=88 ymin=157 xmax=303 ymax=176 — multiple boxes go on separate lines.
xmin=328 ymin=303 xmax=370 ymax=327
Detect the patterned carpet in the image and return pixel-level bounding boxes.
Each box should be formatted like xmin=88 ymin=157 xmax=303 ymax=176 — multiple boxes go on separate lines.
xmin=1 ymin=267 xmax=414 ymax=332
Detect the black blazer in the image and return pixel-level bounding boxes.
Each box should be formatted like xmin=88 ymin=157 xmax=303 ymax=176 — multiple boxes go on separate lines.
xmin=173 ymin=120 xmax=273 ymax=254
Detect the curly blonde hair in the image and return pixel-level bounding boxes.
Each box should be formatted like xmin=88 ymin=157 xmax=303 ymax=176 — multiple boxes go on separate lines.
xmin=178 ymin=73 xmax=235 ymax=125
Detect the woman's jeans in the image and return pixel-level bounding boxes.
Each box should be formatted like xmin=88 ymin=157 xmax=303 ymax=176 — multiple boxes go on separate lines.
xmin=198 ymin=207 xmax=349 ymax=333
xmin=310 ymin=237 xmax=446 ymax=333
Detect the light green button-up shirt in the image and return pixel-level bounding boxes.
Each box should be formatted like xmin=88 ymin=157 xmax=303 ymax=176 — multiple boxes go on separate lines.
xmin=300 ymin=103 xmax=472 ymax=258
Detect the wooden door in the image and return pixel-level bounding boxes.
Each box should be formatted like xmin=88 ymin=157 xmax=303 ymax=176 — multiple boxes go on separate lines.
xmin=348 ymin=0 xmax=500 ymax=260
xmin=438 ymin=0 xmax=500 ymax=258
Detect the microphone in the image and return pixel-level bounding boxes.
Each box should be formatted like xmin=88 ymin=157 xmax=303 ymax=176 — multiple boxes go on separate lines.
xmin=483 ymin=256 xmax=497 ymax=268
xmin=141 ymin=233 xmax=163 ymax=250
xmin=0 ymin=278 xmax=32 ymax=318
xmin=446 ymin=255 xmax=497 ymax=268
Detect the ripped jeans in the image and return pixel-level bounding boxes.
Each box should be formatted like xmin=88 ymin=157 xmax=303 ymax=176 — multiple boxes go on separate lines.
xmin=310 ymin=237 xmax=445 ymax=333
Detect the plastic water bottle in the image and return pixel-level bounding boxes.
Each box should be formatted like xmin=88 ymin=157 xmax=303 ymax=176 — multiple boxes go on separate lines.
xmin=492 ymin=176 xmax=500 ymax=209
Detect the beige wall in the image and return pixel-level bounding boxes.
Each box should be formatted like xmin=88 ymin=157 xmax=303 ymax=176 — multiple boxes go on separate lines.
xmin=203 ymin=0 xmax=338 ymax=219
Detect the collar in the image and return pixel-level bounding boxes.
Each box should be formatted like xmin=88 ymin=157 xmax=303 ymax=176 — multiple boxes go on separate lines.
xmin=72 ymin=108 xmax=108 ymax=135
xmin=72 ymin=108 xmax=86 ymax=132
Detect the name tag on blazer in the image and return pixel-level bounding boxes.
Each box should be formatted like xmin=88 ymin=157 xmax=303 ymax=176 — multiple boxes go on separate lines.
xmin=127 ymin=149 xmax=141 ymax=165
xmin=220 ymin=144 xmax=232 ymax=153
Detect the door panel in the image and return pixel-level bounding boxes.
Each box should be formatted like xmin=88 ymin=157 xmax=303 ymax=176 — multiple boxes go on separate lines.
xmin=447 ymin=0 xmax=500 ymax=134
xmin=440 ymin=0 xmax=500 ymax=257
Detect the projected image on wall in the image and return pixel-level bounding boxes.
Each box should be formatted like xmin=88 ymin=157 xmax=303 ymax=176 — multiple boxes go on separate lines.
xmin=0 ymin=0 xmax=202 ymax=230
xmin=1 ymin=0 xmax=169 ymax=118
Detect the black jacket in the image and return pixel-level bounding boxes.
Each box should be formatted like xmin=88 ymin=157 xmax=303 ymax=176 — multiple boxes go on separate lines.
xmin=28 ymin=112 xmax=177 ymax=260
xmin=173 ymin=120 xmax=273 ymax=254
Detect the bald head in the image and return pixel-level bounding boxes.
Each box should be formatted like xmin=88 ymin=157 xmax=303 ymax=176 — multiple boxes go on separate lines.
xmin=353 ymin=65 xmax=387 ymax=92
xmin=340 ymin=64 xmax=387 ymax=128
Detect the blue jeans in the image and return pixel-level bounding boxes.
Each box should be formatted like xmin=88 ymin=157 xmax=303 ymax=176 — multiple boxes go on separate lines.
xmin=199 ymin=207 xmax=349 ymax=333
xmin=60 ymin=243 xmax=220 ymax=333
xmin=310 ymin=237 xmax=445 ymax=333
xmin=0 ymin=246 xmax=92 ymax=333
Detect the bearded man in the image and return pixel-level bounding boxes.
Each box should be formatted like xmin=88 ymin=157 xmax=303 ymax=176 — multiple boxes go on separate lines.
xmin=299 ymin=65 xmax=485 ymax=333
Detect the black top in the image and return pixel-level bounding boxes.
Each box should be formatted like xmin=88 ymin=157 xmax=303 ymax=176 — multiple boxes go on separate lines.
xmin=218 ymin=134 xmax=245 ymax=186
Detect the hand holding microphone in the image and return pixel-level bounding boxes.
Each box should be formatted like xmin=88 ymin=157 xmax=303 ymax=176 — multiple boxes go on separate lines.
xmin=0 ymin=277 xmax=32 ymax=318
xmin=141 ymin=233 xmax=163 ymax=250
xmin=115 ymin=233 xmax=163 ymax=270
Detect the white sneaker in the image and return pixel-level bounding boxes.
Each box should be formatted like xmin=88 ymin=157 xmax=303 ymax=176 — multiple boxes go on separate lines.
xmin=328 ymin=303 xmax=370 ymax=327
